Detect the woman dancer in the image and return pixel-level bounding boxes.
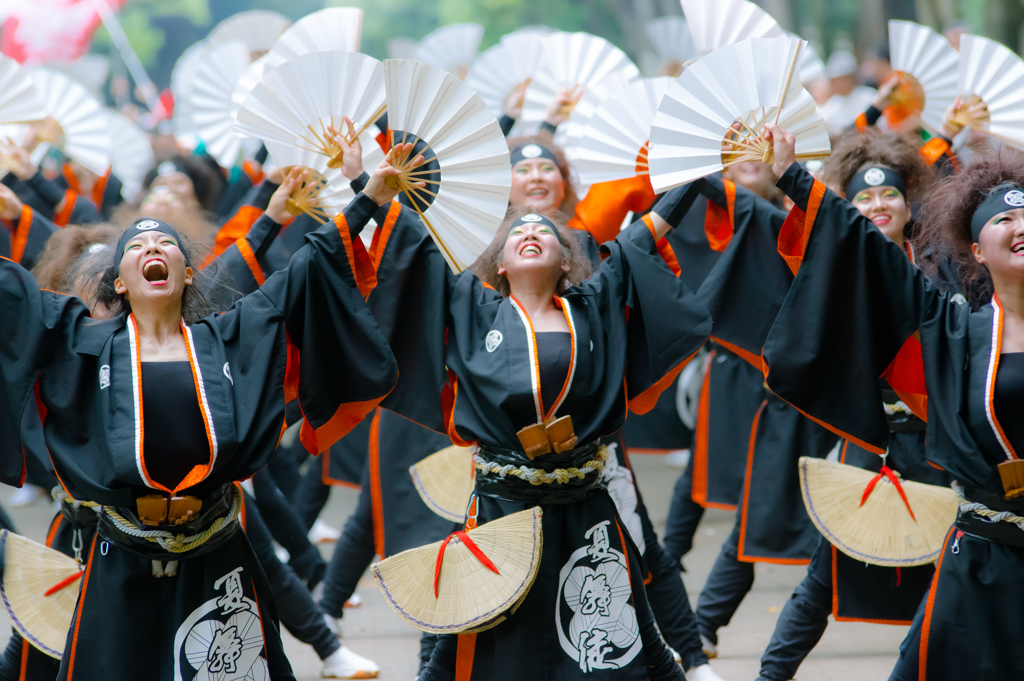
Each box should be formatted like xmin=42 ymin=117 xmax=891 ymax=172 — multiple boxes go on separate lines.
xmin=761 ymin=126 xmax=1024 ymax=680
xmin=0 ymin=158 xmax=401 ymax=678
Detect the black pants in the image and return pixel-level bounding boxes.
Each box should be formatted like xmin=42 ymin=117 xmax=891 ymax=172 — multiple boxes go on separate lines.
xmin=243 ymin=490 xmax=339 ymax=661
xmin=319 ymin=464 xmax=376 ymax=619
xmin=295 ymin=457 xmax=333 ymax=531
xmin=757 ymin=538 xmax=832 ymax=681
xmin=663 ymin=458 xmax=705 ymax=564
xmin=252 ymin=467 xmax=326 ymax=587
xmin=696 ymin=517 xmax=755 ymax=644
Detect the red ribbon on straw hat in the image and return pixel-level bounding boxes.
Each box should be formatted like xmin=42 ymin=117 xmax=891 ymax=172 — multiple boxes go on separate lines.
xmin=434 ymin=531 xmax=500 ymax=598
xmin=860 ymin=465 xmax=916 ymax=521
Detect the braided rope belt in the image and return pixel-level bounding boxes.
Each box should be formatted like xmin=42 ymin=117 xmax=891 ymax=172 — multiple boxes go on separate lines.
xmin=953 ymin=482 xmax=1024 ymax=531
xmin=101 ymin=484 xmax=243 ymax=554
xmin=473 ymin=445 xmax=609 ymax=486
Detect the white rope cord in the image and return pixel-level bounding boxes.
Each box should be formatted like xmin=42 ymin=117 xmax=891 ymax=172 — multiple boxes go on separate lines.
xmin=474 ymin=445 xmax=610 ymax=486
xmin=101 ymin=485 xmax=243 ymax=554
xmin=953 ymin=482 xmax=1024 ymax=531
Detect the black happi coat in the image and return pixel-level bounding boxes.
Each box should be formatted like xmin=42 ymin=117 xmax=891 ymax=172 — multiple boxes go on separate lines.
xmin=763 ymin=165 xmax=1022 ymax=679
xmin=0 ymin=206 xmax=58 ymax=273
xmin=677 ymin=176 xmax=838 ymax=562
xmin=0 ymin=193 xmax=397 ymax=680
xmin=366 ymin=201 xmax=710 ymax=680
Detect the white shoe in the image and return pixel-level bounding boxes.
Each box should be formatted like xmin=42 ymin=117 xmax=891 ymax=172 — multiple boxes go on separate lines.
xmin=664 ymin=449 xmax=691 ymax=469
xmin=274 ymin=545 xmax=290 ymax=563
xmin=700 ymin=634 xmax=717 ymax=659
xmin=310 ymin=519 xmax=342 ymax=544
xmin=685 ymin=663 xmax=725 ymax=681
xmin=670 ymin=647 xmax=682 ymax=664
xmin=344 ymin=593 xmax=363 ymax=608
xmin=9 ymin=485 xmax=46 ymax=508
xmin=321 ymin=645 xmax=380 ymax=679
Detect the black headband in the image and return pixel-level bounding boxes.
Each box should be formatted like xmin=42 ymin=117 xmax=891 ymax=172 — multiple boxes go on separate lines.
xmin=971 ymin=183 xmax=1024 ymax=242
xmin=505 ymin=213 xmax=565 ymax=246
xmin=510 ymin=143 xmax=560 ymax=168
xmin=114 ymin=219 xmax=189 ymax=268
xmin=845 ymin=166 xmax=906 ymax=200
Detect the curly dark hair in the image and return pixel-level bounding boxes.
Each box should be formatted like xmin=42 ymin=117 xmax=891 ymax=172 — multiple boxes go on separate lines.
xmin=917 ymin=147 xmax=1024 ymax=306
xmin=31 ymin=224 xmax=120 ymax=291
xmin=822 ymin=128 xmax=933 ymax=202
xmin=507 ymin=132 xmax=580 ymax=213
xmin=469 ymin=207 xmax=594 ymax=297
xmin=94 ymin=228 xmax=218 ymax=324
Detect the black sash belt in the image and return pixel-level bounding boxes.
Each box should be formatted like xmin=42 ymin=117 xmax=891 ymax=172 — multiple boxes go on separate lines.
xmin=474 ymin=442 xmax=605 ymax=505
xmin=954 ymin=485 xmax=1024 ymax=549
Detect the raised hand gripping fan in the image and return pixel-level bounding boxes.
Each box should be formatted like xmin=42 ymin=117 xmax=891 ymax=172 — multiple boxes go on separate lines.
xmin=465 ymin=28 xmax=551 ymax=122
xmin=951 ymin=34 xmax=1024 ymax=147
xmin=648 ymin=37 xmax=830 ymax=193
xmin=887 ymin=20 xmax=959 ymax=134
xmin=383 ymin=59 xmax=511 ymax=273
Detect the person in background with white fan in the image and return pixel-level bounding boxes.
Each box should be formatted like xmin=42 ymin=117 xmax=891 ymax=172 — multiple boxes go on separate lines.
xmin=761 ymin=122 xmax=1024 ymax=681
xmin=352 ymin=134 xmax=711 ymax=680
xmin=819 ymin=51 xmax=877 ymax=137
xmin=2 ymin=141 xmax=101 ymax=228
xmin=754 ymin=128 xmax=954 ymax=681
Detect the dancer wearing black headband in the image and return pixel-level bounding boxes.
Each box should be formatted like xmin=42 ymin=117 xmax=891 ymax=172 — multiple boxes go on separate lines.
xmin=760 ymin=126 xmax=1024 ymax=680
xmin=359 ymin=142 xmax=711 ymax=681
xmin=0 ymin=162 xmax=400 ymax=679
xmin=754 ymin=129 xmax=955 ymax=681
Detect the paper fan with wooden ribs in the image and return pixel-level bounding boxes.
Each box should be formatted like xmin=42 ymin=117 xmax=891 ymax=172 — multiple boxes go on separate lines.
xmin=0 ymin=55 xmax=46 ymax=125
xmin=381 ymin=59 xmax=511 ymax=273
xmin=372 ymin=507 xmax=543 ymax=634
xmin=104 ymin=110 xmax=154 ymax=204
xmin=207 ymin=9 xmax=291 ymax=56
xmin=22 ymin=68 xmax=111 ymax=175
xmin=465 ymin=28 xmax=550 ymax=122
xmin=799 ymin=458 xmax=957 ymax=566
xmin=268 ymin=7 xmax=364 ymax=63
xmin=0 ymin=530 xmax=83 ymax=658
xmin=648 ymin=37 xmax=830 ymax=193
xmin=645 ymin=17 xmax=697 ymax=77
xmin=952 ymin=34 xmax=1024 ymax=147
xmin=187 ymin=40 xmax=251 ymax=168
xmin=520 ymin=32 xmax=640 ymax=129
xmin=682 ymin=0 xmax=784 ymax=54
xmin=410 ymin=445 xmax=475 ymax=523
xmin=412 ymin=23 xmax=485 ymax=79
xmin=568 ymin=77 xmax=673 ymax=186
xmin=887 ymin=20 xmax=959 ymax=134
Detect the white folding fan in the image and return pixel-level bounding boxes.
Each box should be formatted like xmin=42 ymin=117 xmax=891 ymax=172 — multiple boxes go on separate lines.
xmin=264 ymin=147 xmax=356 ymax=224
xmin=206 ymin=10 xmax=291 ymax=55
xmin=888 ymin=20 xmax=959 ymax=134
xmin=268 ymin=7 xmax=363 ymax=62
xmin=520 ymin=32 xmax=640 ymax=130
xmin=556 ymin=67 xmax=637 ymax=151
xmin=0 ymin=55 xmax=46 ymax=125
xmin=951 ymin=34 xmax=1024 ymax=146
xmin=104 ymin=110 xmax=154 ymax=204
xmin=412 ymin=23 xmax=485 ymax=79
xmin=645 ymin=17 xmax=697 ymax=76
xmin=22 ymin=67 xmax=111 ymax=175
xmin=681 ymin=0 xmax=784 ymax=55
xmin=382 ymin=59 xmax=511 ymax=273
xmin=797 ymin=41 xmax=826 ymax=85
xmin=170 ymin=41 xmax=208 ymax=148
xmin=234 ymin=50 xmax=386 ymax=179
xmin=464 ymin=28 xmax=550 ymax=122
xmin=648 ymin=37 xmax=831 ymax=192
xmin=186 ymin=40 xmax=250 ymax=168
xmin=568 ymin=77 xmax=674 ymax=186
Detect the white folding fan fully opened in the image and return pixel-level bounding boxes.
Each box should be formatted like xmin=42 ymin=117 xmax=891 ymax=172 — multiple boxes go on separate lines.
xmin=0 ymin=55 xmax=46 ymax=126
xmin=206 ymin=10 xmax=291 ymax=56
xmin=952 ymin=34 xmax=1024 ymax=147
xmin=465 ymin=28 xmax=550 ymax=123
xmin=382 ymin=59 xmax=511 ymax=273
xmin=412 ymin=23 xmax=485 ymax=80
xmin=888 ymin=20 xmax=959 ymax=134
xmin=270 ymin=7 xmax=363 ymax=62
xmin=648 ymin=37 xmax=830 ymax=193
xmin=681 ymin=0 xmax=784 ymax=55
xmin=187 ymin=40 xmax=251 ymax=168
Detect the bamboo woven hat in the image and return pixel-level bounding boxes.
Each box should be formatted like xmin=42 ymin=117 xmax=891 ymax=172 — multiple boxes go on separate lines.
xmin=0 ymin=530 xmax=83 ymax=658
xmin=799 ymin=457 xmax=957 ymax=567
xmin=410 ymin=444 xmax=475 ymax=523
xmin=372 ymin=507 xmax=543 ymax=634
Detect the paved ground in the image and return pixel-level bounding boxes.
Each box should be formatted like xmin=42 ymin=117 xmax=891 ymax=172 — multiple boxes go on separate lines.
xmin=0 ymin=452 xmax=907 ymax=680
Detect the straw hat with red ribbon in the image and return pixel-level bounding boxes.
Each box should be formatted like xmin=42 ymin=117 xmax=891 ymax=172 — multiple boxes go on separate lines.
xmin=798 ymin=457 xmax=957 ymax=567
xmin=372 ymin=507 xmax=543 ymax=634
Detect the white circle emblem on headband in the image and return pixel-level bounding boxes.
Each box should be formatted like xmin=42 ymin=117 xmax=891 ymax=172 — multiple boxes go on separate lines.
xmin=1005 ymin=190 xmax=1024 ymax=207
xmin=521 ymin=144 xmax=543 ymax=159
xmin=863 ymin=168 xmax=886 ymax=186
xmin=519 ymin=214 xmax=544 ymax=222
xmin=135 ymin=220 xmax=161 ymax=230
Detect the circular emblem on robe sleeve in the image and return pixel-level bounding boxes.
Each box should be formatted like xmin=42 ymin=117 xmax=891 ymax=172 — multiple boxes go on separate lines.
xmin=486 ymin=330 xmax=503 ymax=352
xmin=1005 ymin=190 xmax=1024 ymax=207
xmin=863 ymin=168 xmax=886 ymax=186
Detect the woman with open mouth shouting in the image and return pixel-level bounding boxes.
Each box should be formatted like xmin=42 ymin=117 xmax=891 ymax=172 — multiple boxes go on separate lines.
xmin=0 ymin=159 xmax=403 ymax=679
xmin=759 ymin=124 xmax=1024 ymax=680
